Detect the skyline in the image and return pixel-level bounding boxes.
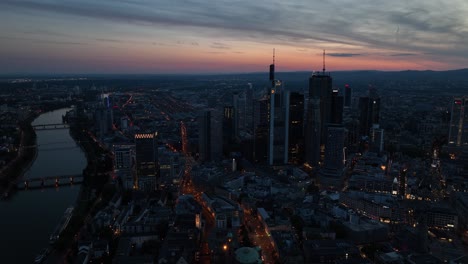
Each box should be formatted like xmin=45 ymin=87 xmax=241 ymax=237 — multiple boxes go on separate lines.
xmin=1 ymin=0 xmax=468 ymax=74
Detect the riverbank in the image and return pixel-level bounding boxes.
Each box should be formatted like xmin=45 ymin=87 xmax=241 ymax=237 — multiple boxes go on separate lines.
xmin=0 ymin=111 xmax=39 ymax=195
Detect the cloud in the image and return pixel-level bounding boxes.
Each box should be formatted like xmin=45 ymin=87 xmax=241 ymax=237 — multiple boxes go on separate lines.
xmin=327 ymin=53 xmax=362 ymax=57
xmin=1 ymin=0 xmax=468 ymax=68
xmin=389 ymin=53 xmax=418 ymax=57
xmin=210 ymin=42 xmax=230 ymax=50
xmin=0 ymin=36 xmax=85 ymax=46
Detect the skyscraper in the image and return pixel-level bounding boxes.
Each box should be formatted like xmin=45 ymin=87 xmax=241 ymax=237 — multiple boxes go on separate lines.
xmin=198 ymin=110 xmax=212 ymax=162
xmin=319 ymin=125 xmax=347 ymax=188
xmin=253 ymin=98 xmax=269 ymax=163
xmin=344 ymin=84 xmax=351 ymax=108
xmin=288 ymin=92 xmax=304 ymax=163
xmin=370 ymin=124 xmax=384 ymax=153
xmin=330 ymin=89 xmax=343 ymax=125
xmin=135 ymin=132 xmax=158 ymax=191
xmin=448 ymin=97 xmax=468 ymax=146
xmin=323 ymin=126 xmax=347 ymax=171
xmin=358 ymin=96 xmax=380 ymax=137
xmin=113 ymin=144 xmax=135 ymax=190
xmin=199 ymin=110 xmax=222 ymax=162
xmin=305 ymin=55 xmax=333 ymax=166
xmin=222 ymin=105 xmax=235 ymax=154
xmin=268 ymin=80 xmax=290 ymax=165
xmin=305 ymin=98 xmax=321 ymax=166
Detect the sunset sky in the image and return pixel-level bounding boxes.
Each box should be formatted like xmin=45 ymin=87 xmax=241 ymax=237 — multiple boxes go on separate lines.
xmin=1 ymin=0 xmax=468 ymax=74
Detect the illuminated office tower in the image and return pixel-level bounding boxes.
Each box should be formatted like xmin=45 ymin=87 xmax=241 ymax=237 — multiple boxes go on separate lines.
xmin=135 ymin=132 xmax=159 ymax=191
xmin=267 ymin=50 xmax=290 ymax=165
xmin=448 ymin=97 xmax=468 ymax=146
xmin=305 ymin=51 xmax=333 ymax=165
xmin=268 ymin=80 xmax=290 ymax=165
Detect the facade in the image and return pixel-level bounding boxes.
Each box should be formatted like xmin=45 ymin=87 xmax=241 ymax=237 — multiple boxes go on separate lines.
xmin=288 ymin=92 xmax=304 ymax=163
xmin=448 ymin=97 xmax=468 ymax=146
xmin=308 ymin=71 xmax=333 ymax=143
xmin=135 ymin=132 xmax=158 ymax=191
xmin=344 ymin=84 xmax=351 ymax=108
xmin=268 ymin=80 xmax=290 ymax=165
xmin=324 ymin=126 xmax=347 ymax=171
xmin=359 ymin=96 xmax=381 ymax=137
xmin=253 ymin=98 xmax=269 ymax=163
xmin=330 ymin=89 xmax=344 ymax=125
xmin=305 ymin=98 xmax=321 ymax=166
xmin=222 ymin=105 xmax=236 ymax=154
xmin=113 ymin=144 xmax=135 ymax=189
xmin=198 ymin=110 xmax=222 ymax=162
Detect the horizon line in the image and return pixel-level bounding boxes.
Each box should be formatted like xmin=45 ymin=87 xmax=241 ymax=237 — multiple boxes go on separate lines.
xmin=2 ymin=68 xmax=468 ymax=77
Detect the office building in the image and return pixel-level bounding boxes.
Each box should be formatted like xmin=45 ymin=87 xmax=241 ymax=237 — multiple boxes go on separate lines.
xmin=268 ymin=80 xmax=290 ymax=165
xmin=359 ymin=96 xmax=380 ymax=137
xmin=330 ymin=89 xmax=343 ymax=124
xmin=222 ymin=106 xmax=236 ymax=154
xmin=135 ymin=132 xmax=159 ymax=191
xmin=448 ymin=97 xmax=468 ymax=146
xmin=253 ymin=98 xmax=269 ymax=163
xmin=113 ymin=144 xmax=135 ymax=190
xmin=324 ymin=126 xmax=347 ymax=171
xmin=288 ymin=92 xmax=304 ymax=163
xmin=370 ymin=124 xmax=384 ymax=153
xmin=198 ymin=110 xmax=222 ymax=162
xmin=344 ymin=84 xmax=351 ymax=108
xmin=305 ymin=98 xmax=321 ymax=166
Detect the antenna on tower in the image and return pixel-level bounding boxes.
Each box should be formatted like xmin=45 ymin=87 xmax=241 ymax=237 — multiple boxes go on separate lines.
xmin=273 ymin=48 xmax=275 ymax=64
xmin=322 ymin=49 xmax=326 ymax=73
xmin=269 ymin=48 xmax=275 ymax=82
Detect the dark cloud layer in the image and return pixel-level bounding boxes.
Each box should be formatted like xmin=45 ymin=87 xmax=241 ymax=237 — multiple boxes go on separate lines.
xmin=1 ymin=0 xmax=468 ymax=71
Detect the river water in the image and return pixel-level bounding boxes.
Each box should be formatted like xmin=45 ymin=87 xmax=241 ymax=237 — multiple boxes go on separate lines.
xmin=0 ymin=108 xmax=87 ymax=263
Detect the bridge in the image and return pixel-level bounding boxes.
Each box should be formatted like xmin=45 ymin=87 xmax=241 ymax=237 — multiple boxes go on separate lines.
xmin=18 ymin=174 xmax=83 ymax=190
xmin=33 ymin=123 xmax=70 ymax=130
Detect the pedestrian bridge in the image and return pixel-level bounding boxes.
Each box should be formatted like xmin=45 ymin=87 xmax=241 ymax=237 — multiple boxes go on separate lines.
xmin=32 ymin=123 xmax=70 ymax=130
xmin=18 ymin=174 xmax=83 ymax=190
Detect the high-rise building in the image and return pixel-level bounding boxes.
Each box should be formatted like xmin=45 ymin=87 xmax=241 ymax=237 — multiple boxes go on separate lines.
xmin=344 ymin=84 xmax=352 ymax=108
xmin=305 ymin=98 xmax=321 ymax=166
xmin=358 ymin=96 xmax=380 ymax=137
xmin=319 ymin=125 xmax=347 ymax=188
xmin=253 ymin=98 xmax=269 ymax=163
xmin=288 ymin=92 xmax=304 ymax=163
xmin=198 ymin=110 xmax=212 ymax=162
xmin=330 ymin=89 xmax=343 ymax=124
xmin=448 ymin=97 xmax=468 ymax=146
xmin=94 ymin=106 xmax=112 ymax=139
xmin=370 ymin=124 xmax=384 ymax=153
xmin=135 ymin=132 xmax=158 ymax=191
xmin=113 ymin=144 xmax=135 ymax=190
xmin=232 ymin=92 xmax=240 ymax=138
xmin=305 ymin=65 xmax=333 ymax=167
xmin=308 ymin=71 xmax=333 ymax=142
xmin=198 ymin=110 xmax=222 ymax=162
xmin=222 ymin=106 xmax=236 ymax=154
xmin=245 ymin=83 xmax=254 ymax=133
xmin=323 ymin=126 xmax=347 ymax=171
xmin=268 ymin=80 xmax=290 ymax=165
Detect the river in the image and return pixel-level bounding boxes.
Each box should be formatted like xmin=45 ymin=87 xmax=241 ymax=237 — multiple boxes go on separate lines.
xmin=0 ymin=108 xmax=87 ymax=263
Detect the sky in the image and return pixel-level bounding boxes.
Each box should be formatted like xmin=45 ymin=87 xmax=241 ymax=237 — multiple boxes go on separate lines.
xmin=1 ymin=0 xmax=468 ymax=74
